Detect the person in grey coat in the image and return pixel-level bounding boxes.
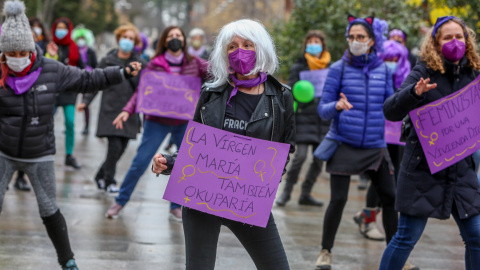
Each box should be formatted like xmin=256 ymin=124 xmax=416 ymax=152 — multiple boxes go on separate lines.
xmin=78 ymin=24 xmax=146 ymax=194
xmin=0 ymin=1 xmax=142 ymax=269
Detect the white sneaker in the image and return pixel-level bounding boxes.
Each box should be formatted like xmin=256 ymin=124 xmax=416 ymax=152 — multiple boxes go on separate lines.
xmin=403 ymin=259 xmax=420 ymax=270
xmin=105 ymin=184 xmax=120 ymax=196
xmin=363 ymin=223 xmax=385 ymax=241
xmin=315 ymin=249 xmax=331 ymax=270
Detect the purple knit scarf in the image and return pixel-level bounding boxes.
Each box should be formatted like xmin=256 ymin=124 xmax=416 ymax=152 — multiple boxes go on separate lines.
xmin=227 ymin=72 xmax=267 ymax=106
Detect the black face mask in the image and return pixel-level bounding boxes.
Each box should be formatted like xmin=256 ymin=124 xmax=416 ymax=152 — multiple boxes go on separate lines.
xmin=167 ymin=38 xmax=183 ymax=52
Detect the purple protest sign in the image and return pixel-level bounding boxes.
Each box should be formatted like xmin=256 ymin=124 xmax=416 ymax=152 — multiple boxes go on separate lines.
xmin=163 ymin=121 xmax=290 ymax=227
xmin=136 ymin=70 xmax=201 ymax=120
xmin=385 ymin=120 xmax=406 ymax=146
xmin=409 ymin=74 xmax=480 ymax=174
xmin=299 ymin=69 xmax=329 ymax=97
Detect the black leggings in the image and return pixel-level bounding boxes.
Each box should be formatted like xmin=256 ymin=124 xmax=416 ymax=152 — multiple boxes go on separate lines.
xmin=95 ymin=136 xmax=129 ymax=185
xmin=366 ymin=144 xmax=404 ymax=208
xmin=183 ymin=208 xmax=290 ymax=270
xmin=322 ymin=158 xmax=398 ymax=251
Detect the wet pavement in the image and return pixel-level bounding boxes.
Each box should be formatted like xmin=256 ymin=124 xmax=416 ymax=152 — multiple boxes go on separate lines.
xmin=0 ymin=96 xmax=466 ymax=270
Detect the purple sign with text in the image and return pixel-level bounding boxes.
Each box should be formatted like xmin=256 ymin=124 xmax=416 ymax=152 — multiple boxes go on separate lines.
xmin=385 ymin=120 xmax=406 ymax=146
xmin=163 ymin=121 xmax=290 ymax=227
xmin=299 ymin=69 xmax=329 ymax=97
xmin=409 ymin=74 xmax=480 ymax=174
xmin=136 ymin=70 xmax=201 ymax=120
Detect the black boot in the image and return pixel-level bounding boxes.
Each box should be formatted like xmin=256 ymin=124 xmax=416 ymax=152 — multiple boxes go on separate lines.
xmin=276 ymin=183 xmax=294 ymax=207
xmin=14 ymin=176 xmax=31 ymax=192
xmin=65 ymin=155 xmax=81 ymax=170
xmin=298 ymin=195 xmax=324 ymax=207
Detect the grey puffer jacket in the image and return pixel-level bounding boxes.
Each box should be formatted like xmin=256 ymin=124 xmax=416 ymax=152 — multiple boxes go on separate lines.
xmin=83 ymin=49 xmax=146 ymax=139
xmin=0 ymin=48 xmax=124 ymax=159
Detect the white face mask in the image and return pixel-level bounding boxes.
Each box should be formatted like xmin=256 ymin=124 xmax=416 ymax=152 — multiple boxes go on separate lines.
xmin=348 ymin=39 xmax=371 ymax=56
xmin=77 ymin=39 xmax=87 ymax=48
xmin=33 ymin=27 xmax=42 ymax=37
xmin=5 ymin=55 xmax=32 ymax=73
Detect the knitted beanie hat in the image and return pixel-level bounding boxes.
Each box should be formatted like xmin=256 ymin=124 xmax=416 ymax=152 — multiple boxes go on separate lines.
xmin=0 ymin=0 xmax=35 ymax=52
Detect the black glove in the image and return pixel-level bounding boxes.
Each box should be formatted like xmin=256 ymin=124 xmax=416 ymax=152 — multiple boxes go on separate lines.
xmin=123 ymin=63 xmax=136 ymax=79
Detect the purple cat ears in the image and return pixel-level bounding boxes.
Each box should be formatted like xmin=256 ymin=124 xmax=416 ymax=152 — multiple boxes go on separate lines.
xmin=348 ymin=14 xmax=373 ymax=26
xmin=432 ymin=16 xmax=467 ymax=38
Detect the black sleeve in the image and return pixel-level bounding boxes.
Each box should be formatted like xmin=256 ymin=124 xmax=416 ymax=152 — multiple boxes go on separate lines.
xmin=52 ymin=58 xmax=123 ymax=94
xmin=281 ymin=87 xmax=296 ymax=175
xmin=89 ymin=48 xmax=98 ymax=68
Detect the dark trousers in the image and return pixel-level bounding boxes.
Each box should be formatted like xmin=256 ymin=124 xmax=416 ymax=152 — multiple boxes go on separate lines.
xmin=95 ymin=136 xmax=130 ymax=185
xmin=183 ymin=207 xmax=290 ymax=270
xmin=366 ymin=144 xmax=404 ymax=208
xmin=322 ymin=158 xmax=398 ymax=251
xmin=285 ymin=143 xmax=322 ymax=196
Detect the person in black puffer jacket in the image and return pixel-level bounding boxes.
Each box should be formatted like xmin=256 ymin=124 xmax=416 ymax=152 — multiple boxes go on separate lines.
xmin=276 ymin=30 xmax=331 ymax=207
xmin=0 ymin=2 xmax=142 ymax=269
xmin=380 ymin=16 xmax=480 ymax=270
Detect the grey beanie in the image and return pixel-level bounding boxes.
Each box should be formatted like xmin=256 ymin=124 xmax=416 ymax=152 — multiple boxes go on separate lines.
xmin=0 ymin=0 xmax=35 ymax=52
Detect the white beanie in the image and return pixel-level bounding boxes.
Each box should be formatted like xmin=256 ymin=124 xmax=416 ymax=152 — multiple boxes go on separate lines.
xmin=0 ymin=0 xmax=35 ymax=52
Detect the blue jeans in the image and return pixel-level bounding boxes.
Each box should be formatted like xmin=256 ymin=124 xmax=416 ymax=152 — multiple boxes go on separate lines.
xmin=473 ymin=150 xmax=480 ymax=183
xmin=116 ymin=120 xmax=187 ymax=210
xmin=380 ymin=212 xmax=480 ymax=270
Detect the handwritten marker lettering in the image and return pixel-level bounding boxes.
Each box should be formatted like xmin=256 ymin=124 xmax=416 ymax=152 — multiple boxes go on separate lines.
xmin=409 ymin=74 xmax=480 ymax=174
xmin=163 ymin=121 xmax=290 ymax=227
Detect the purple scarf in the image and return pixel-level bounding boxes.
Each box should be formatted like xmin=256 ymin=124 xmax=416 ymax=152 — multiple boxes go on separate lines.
xmin=79 ymin=47 xmax=93 ymax=71
xmin=341 ymin=50 xmax=383 ymax=76
xmin=227 ymin=72 xmax=267 ymax=106
xmin=188 ymin=46 xmax=205 ymax=58
xmin=6 ymin=67 xmax=43 ymax=95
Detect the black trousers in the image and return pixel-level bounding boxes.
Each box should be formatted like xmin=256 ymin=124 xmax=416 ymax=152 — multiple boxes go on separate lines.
xmin=183 ymin=207 xmax=290 ymax=270
xmin=285 ymin=143 xmax=322 ymax=196
xmin=322 ymin=158 xmax=398 ymax=251
xmin=95 ymin=136 xmax=129 ymax=185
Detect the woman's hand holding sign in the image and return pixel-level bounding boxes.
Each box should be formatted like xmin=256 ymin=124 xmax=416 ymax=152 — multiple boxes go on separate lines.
xmin=335 ymin=93 xmax=353 ymax=111
xmin=415 ymin=77 xmax=437 ymax=96
xmin=152 ymin=153 xmax=167 ymax=175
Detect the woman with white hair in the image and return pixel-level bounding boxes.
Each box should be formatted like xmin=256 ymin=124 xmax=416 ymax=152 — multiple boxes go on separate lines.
xmin=151 ymin=19 xmax=295 ymax=269
xmin=188 ymin=27 xmax=210 ymax=60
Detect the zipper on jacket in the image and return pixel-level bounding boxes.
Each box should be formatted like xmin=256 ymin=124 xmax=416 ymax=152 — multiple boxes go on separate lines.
xmin=361 ymin=75 xmax=369 ymax=148
xmin=271 ymin=97 xmax=275 ymax=141
xmin=31 ymin=88 xmax=38 ymax=117
xmin=18 ymin=94 xmax=28 ymax=157
xmin=200 ymin=107 xmax=205 ymax=124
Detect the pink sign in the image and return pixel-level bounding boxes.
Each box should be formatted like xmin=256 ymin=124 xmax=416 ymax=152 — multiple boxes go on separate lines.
xmin=385 ymin=120 xmax=406 ymax=146
xmin=409 ymin=74 xmax=480 ymax=174
xmin=163 ymin=121 xmax=290 ymax=227
xmin=136 ymin=70 xmax=201 ymax=120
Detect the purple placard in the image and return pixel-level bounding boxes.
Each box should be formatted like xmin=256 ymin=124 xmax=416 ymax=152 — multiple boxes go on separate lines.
xmin=409 ymin=74 xmax=480 ymax=174
xmin=299 ymin=69 xmax=329 ymax=97
xmin=136 ymin=70 xmax=201 ymax=120
xmin=163 ymin=121 xmax=290 ymax=227
xmin=385 ymin=120 xmax=406 ymax=146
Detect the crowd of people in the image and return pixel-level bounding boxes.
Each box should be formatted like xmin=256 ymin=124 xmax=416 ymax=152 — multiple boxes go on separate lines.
xmin=1 ymin=0 xmax=480 ymax=269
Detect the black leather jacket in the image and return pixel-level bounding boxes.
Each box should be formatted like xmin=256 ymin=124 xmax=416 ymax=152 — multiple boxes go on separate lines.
xmin=161 ymin=75 xmax=296 ymax=175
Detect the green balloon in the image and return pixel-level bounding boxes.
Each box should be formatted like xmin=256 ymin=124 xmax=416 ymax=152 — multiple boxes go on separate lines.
xmin=293 ymin=80 xmax=315 ymax=103
xmin=293 ymin=101 xmax=298 ymax=113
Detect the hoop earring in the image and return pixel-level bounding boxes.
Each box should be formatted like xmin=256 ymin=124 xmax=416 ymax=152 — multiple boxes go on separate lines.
xmin=227 ymin=66 xmax=235 ymax=74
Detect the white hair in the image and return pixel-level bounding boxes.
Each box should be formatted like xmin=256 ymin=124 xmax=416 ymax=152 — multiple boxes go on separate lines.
xmin=189 ymin=28 xmax=205 ymax=38
xmin=206 ymin=19 xmax=278 ymax=88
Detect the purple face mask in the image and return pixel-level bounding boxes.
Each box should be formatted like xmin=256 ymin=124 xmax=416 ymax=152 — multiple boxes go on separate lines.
xmin=228 ymin=48 xmax=256 ymax=75
xmin=442 ymin=39 xmax=466 ymax=62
